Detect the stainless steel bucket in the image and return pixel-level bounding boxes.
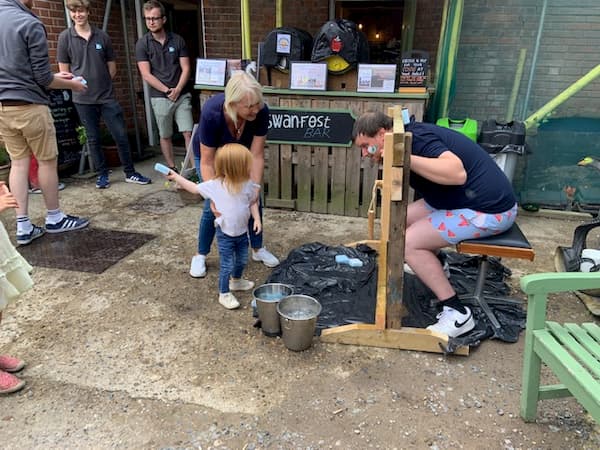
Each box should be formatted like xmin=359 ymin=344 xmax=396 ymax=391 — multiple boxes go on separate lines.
xmin=252 ymin=283 xmax=294 ymax=336
xmin=277 ymin=295 xmax=322 ymax=351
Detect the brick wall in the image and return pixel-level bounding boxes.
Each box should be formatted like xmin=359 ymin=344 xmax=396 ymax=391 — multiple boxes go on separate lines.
xmin=37 ymin=0 xmax=600 ymax=137
xmin=201 ymin=0 xmax=330 ymax=59
xmin=33 ymin=1 xmax=145 ymax=136
xmin=450 ymin=0 xmax=600 ymax=122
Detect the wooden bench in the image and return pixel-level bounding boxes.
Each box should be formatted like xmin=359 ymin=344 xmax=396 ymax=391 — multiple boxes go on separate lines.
xmin=520 ymin=272 xmax=600 ymax=423
xmin=456 ymin=222 xmax=535 ymax=331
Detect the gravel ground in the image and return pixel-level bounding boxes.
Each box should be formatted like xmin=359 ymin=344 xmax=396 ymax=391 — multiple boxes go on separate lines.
xmin=1 ymin=156 xmax=599 ymax=449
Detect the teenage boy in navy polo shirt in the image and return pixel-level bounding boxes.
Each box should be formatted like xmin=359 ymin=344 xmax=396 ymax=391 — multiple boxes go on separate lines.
xmin=135 ymin=0 xmax=193 ymax=173
xmin=57 ymin=0 xmax=151 ymax=189
xmin=135 ymin=0 xmax=194 ymax=172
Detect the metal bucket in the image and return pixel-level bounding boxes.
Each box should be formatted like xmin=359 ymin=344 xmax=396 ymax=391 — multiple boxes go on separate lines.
xmin=277 ymin=295 xmax=322 ymax=351
xmin=252 ymin=283 xmax=294 ymax=336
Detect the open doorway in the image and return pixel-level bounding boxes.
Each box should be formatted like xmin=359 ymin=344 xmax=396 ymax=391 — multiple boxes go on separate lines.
xmin=335 ymin=0 xmax=403 ymax=64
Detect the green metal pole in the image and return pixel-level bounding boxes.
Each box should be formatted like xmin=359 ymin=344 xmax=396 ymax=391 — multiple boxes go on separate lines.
xmin=505 ymin=48 xmax=527 ymax=122
xmin=440 ymin=0 xmax=463 ymax=118
xmin=524 ymin=63 xmax=600 ymax=131
xmin=433 ymin=0 xmax=449 ymax=92
xmin=241 ymin=0 xmax=251 ymax=59
xmin=401 ymin=0 xmax=417 ymax=54
xmin=276 ymin=0 xmax=283 ymax=28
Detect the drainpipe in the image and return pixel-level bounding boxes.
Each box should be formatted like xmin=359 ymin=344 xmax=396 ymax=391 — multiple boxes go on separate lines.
xmin=63 ymin=0 xmax=72 ymax=27
xmin=520 ymin=0 xmax=547 ymax=120
xmin=121 ymin=0 xmax=142 ymax=157
xmin=199 ymin=0 xmax=207 ymax=58
xmin=135 ymin=0 xmax=156 ymax=146
xmin=102 ymin=0 xmax=112 ymax=31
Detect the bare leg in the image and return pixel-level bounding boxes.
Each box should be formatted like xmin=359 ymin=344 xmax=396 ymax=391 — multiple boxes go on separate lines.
xmin=8 ymin=157 xmax=30 ymax=216
xmin=405 ymin=199 xmax=455 ymax=300
xmin=182 ymin=130 xmax=191 ymax=155
xmin=160 ymin=137 xmax=175 ymax=168
xmin=37 ymin=158 xmax=60 ymax=211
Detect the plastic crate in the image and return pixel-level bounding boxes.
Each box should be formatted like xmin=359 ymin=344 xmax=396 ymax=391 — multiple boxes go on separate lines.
xmin=436 ymin=117 xmax=478 ymax=142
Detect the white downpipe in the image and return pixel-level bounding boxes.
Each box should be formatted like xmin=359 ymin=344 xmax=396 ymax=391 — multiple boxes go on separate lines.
xmin=102 ymin=0 xmax=112 ymax=31
xmin=200 ymin=0 xmax=207 ymax=57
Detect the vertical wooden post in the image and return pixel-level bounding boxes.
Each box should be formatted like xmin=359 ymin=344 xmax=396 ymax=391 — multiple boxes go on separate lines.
xmin=383 ymin=106 xmax=411 ymax=329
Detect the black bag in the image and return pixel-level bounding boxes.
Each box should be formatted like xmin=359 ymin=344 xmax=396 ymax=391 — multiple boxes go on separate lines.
xmin=311 ymin=19 xmax=369 ymax=73
xmin=262 ymin=27 xmax=313 ymax=73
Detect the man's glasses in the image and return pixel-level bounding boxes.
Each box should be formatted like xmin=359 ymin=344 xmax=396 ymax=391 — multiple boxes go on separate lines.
xmin=144 ymin=16 xmax=164 ymax=22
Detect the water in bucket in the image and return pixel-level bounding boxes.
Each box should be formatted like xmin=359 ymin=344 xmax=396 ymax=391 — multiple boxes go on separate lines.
xmin=252 ymin=283 xmax=294 ymax=336
xmin=277 ymin=295 xmax=322 ymax=351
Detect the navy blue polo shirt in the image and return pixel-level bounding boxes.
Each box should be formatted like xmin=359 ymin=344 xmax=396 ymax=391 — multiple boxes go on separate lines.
xmin=196 ymin=93 xmax=269 ymax=158
xmin=135 ymin=31 xmax=189 ymax=97
xmin=406 ymin=121 xmax=517 ymax=214
xmin=57 ymin=26 xmax=115 ymax=104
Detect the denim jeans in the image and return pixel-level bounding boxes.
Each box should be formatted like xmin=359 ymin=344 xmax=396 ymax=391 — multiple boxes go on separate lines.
xmin=198 ymin=194 xmax=263 ymax=254
xmin=216 ymin=227 xmax=249 ymax=293
xmin=75 ymin=100 xmax=135 ymax=176
xmin=194 ymin=154 xmax=202 ymax=181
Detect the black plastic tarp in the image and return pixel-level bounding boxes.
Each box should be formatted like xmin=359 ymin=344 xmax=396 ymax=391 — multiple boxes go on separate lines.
xmin=266 ymin=242 xmax=526 ymax=353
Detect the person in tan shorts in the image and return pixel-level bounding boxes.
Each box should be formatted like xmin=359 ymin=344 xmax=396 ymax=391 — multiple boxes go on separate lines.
xmin=0 ymin=0 xmax=90 ymax=245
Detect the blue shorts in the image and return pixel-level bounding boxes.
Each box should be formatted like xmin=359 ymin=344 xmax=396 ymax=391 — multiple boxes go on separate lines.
xmin=426 ymin=202 xmax=518 ymax=244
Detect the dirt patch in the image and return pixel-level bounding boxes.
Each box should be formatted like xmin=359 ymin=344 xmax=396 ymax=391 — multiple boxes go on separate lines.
xmin=1 ymin=158 xmax=599 ymax=449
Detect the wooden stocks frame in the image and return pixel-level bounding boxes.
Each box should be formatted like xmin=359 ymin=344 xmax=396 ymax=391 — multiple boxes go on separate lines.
xmin=320 ymin=106 xmax=469 ymax=355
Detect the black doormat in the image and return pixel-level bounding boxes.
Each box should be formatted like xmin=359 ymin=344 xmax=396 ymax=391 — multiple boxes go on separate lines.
xmin=18 ymin=227 xmax=156 ymax=274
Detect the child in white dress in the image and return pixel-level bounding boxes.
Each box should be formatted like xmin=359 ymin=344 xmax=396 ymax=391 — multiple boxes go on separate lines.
xmin=166 ymin=144 xmax=261 ymax=309
xmin=0 ymin=182 xmax=34 ymax=394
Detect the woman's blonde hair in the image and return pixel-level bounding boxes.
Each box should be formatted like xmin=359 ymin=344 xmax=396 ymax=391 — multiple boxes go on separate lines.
xmin=224 ymin=72 xmax=264 ymax=125
xmin=214 ymin=143 xmax=253 ymax=194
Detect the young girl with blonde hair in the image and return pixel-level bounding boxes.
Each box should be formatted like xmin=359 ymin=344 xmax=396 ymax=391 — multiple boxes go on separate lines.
xmin=166 ymin=143 xmax=261 ymax=309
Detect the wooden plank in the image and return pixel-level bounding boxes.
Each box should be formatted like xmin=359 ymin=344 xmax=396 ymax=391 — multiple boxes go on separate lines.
xmin=265 ymin=198 xmax=295 ymax=209
xmin=330 ymin=147 xmax=347 ymax=215
xmin=562 ymin=323 xmax=600 ymax=367
xmin=296 ymin=145 xmax=312 ymax=212
xmin=280 ymin=144 xmax=293 ymax=201
xmin=319 ymin=323 xmax=469 ymax=355
xmin=312 ymin=146 xmax=329 ymax=213
xmin=344 ymin=145 xmax=361 ymax=217
xmin=547 ymin=322 xmax=600 ymax=378
xmin=456 ymin=242 xmax=536 ymax=261
xmin=310 ymin=99 xmax=332 ymax=214
xmin=266 ymin=144 xmax=281 ymax=201
xmin=582 ymin=322 xmax=600 ymax=340
xmin=385 ymin=130 xmax=410 ymax=329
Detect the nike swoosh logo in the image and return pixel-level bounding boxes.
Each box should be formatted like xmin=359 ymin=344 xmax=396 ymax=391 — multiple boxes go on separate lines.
xmin=455 ymin=311 xmax=473 ymax=328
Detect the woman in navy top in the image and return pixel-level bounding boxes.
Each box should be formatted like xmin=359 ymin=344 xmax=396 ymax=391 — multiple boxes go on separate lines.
xmin=189 ymin=73 xmax=279 ymax=278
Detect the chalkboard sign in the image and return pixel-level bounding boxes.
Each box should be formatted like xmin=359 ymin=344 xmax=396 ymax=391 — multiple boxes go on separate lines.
xmin=399 ymin=51 xmax=429 ymax=87
xmin=267 ymin=107 xmax=355 ymax=147
xmin=48 ymin=89 xmax=81 ymax=168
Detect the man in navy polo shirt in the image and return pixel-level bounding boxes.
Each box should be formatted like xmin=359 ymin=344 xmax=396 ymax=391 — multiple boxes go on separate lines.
xmin=135 ymin=0 xmax=193 ymax=173
xmin=57 ymin=0 xmax=151 ymax=190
